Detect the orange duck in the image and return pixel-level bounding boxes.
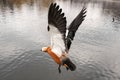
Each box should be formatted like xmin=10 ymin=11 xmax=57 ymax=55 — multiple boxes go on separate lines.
xmin=42 ymin=3 xmax=86 ymax=73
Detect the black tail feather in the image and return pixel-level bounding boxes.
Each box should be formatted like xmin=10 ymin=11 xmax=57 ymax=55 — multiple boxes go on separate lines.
xmin=63 ymin=58 xmax=76 ymax=71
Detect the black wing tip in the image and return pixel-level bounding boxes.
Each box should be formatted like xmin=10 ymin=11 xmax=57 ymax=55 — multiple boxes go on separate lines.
xmin=51 ymin=2 xmax=56 ymax=5
xmin=48 ymin=2 xmax=65 ymax=23
xmin=49 ymin=2 xmax=56 ymax=7
xmin=79 ymin=7 xmax=87 ymax=20
xmin=82 ymin=7 xmax=87 ymax=17
xmin=48 ymin=2 xmax=67 ymax=34
xmin=68 ymin=7 xmax=87 ymax=31
xmin=82 ymin=7 xmax=87 ymax=11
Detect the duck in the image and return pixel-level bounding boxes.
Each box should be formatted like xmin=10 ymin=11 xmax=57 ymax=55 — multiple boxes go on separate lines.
xmin=42 ymin=3 xmax=86 ymax=73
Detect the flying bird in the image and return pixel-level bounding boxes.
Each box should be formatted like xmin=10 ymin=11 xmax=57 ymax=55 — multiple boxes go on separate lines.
xmin=42 ymin=3 xmax=86 ymax=73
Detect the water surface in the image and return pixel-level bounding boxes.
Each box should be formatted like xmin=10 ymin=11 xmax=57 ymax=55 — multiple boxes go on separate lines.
xmin=0 ymin=0 xmax=120 ymax=80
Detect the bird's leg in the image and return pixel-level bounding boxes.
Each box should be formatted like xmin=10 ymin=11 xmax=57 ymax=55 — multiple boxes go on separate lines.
xmin=58 ymin=64 xmax=61 ymax=73
xmin=63 ymin=64 xmax=69 ymax=71
xmin=66 ymin=66 xmax=69 ymax=71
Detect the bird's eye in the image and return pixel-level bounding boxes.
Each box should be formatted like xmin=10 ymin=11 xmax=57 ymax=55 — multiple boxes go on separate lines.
xmin=47 ymin=26 xmax=50 ymax=31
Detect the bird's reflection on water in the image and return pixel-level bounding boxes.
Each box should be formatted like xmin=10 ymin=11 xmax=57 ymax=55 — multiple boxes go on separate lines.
xmin=0 ymin=0 xmax=120 ymax=80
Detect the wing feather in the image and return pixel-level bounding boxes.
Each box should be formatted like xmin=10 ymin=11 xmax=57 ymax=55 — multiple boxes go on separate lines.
xmin=66 ymin=7 xmax=87 ymax=50
xmin=48 ymin=3 xmax=67 ymax=57
xmin=68 ymin=7 xmax=87 ymax=32
xmin=48 ymin=3 xmax=66 ymax=34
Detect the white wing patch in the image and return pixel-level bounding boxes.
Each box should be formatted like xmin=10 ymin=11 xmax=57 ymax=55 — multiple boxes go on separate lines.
xmin=66 ymin=29 xmax=69 ymax=37
xmin=49 ymin=24 xmax=66 ymax=57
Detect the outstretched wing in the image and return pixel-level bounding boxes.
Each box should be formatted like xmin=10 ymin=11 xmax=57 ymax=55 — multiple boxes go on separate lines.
xmin=48 ymin=3 xmax=67 ymax=57
xmin=66 ymin=7 xmax=87 ymax=50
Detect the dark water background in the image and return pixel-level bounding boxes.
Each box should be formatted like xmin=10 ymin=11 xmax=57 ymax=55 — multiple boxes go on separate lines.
xmin=0 ymin=0 xmax=120 ymax=80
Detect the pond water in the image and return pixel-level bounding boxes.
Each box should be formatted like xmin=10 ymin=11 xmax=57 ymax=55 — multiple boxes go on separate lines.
xmin=0 ymin=0 xmax=120 ymax=80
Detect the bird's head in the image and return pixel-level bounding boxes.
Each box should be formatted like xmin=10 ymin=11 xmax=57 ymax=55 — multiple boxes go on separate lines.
xmin=42 ymin=47 xmax=48 ymax=52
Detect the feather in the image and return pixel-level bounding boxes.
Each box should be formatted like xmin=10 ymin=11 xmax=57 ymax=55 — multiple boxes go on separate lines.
xmin=48 ymin=3 xmax=67 ymax=56
xmin=66 ymin=7 xmax=87 ymax=50
xmin=48 ymin=24 xmax=66 ymax=57
xmin=48 ymin=3 xmax=67 ymax=34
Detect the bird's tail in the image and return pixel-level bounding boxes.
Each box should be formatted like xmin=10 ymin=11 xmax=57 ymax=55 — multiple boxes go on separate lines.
xmin=63 ymin=58 xmax=76 ymax=71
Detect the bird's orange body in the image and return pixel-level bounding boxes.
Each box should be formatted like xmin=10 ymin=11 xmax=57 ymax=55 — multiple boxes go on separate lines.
xmin=46 ymin=47 xmax=62 ymax=64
